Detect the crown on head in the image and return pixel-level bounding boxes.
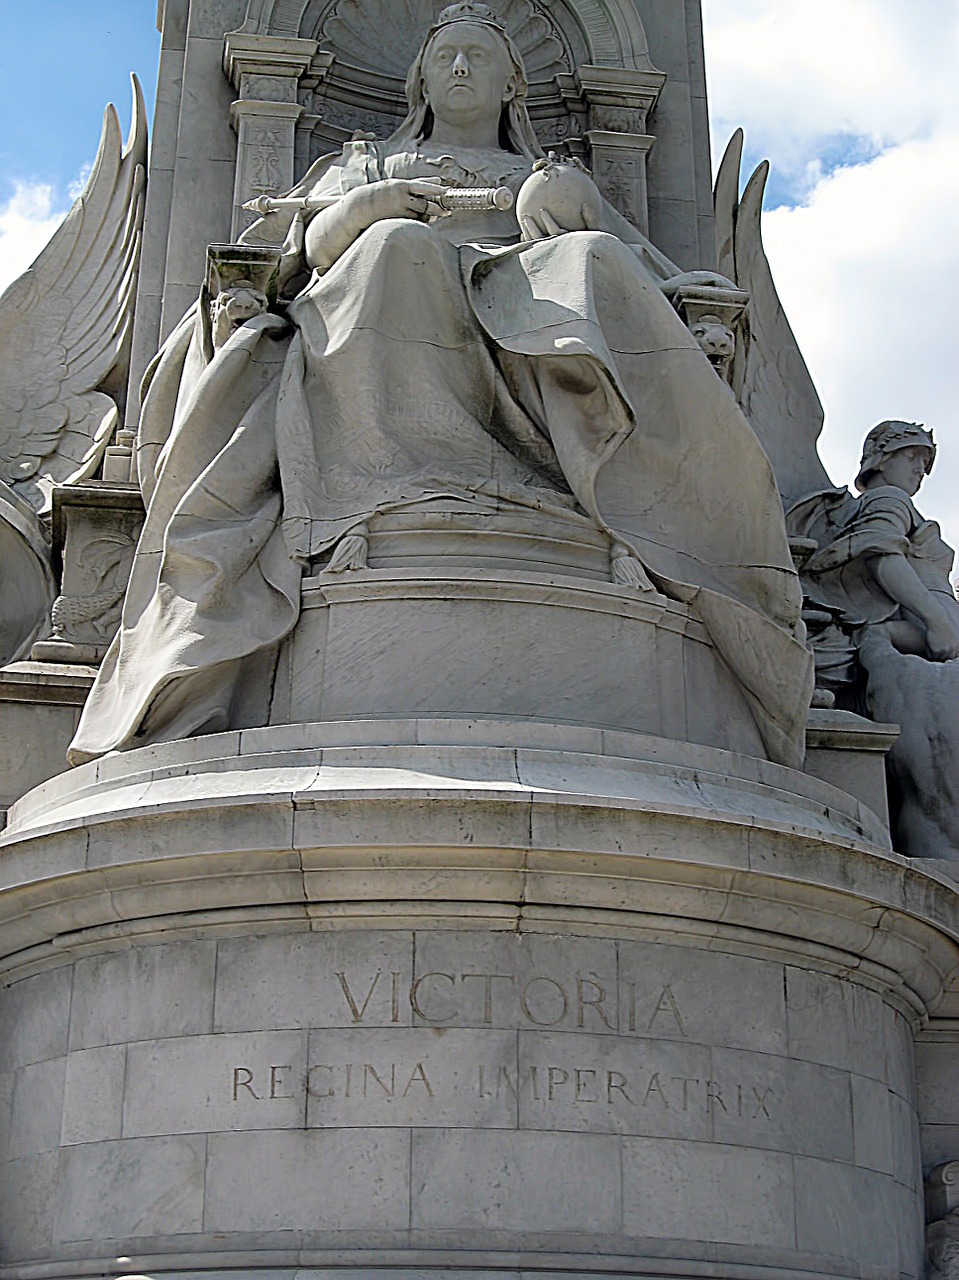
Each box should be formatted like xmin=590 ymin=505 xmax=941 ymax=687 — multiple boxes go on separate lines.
xmin=437 ymin=2 xmax=505 ymax=29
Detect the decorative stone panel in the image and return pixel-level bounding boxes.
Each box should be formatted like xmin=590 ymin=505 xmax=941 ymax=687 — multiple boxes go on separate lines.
xmin=223 ymin=33 xmax=321 ymax=235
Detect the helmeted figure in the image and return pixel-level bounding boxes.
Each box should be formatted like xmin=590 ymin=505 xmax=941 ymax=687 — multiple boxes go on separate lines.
xmin=789 ymin=420 xmax=959 ymax=860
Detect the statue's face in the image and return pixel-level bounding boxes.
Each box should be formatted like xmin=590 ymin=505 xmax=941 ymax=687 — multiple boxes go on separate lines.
xmin=877 ymin=444 xmax=931 ymax=496
xmin=421 ymin=22 xmax=516 ymax=130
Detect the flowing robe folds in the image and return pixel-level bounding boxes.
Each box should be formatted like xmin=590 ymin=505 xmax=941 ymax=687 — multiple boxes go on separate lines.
xmin=69 ymin=142 xmax=813 ymax=768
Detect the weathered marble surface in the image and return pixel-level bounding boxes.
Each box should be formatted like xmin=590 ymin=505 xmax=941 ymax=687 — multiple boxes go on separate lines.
xmin=31 ymin=484 xmax=144 ymax=666
xmin=1 ymin=4 xmax=955 ymax=1275
xmin=1 ymin=718 xmax=951 ymax=1275
xmin=0 ymin=485 xmax=55 ymax=668
xmin=0 ymin=663 xmax=93 ymax=822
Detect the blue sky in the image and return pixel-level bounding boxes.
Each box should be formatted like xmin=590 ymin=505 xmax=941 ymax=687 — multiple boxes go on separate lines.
xmin=0 ymin=1 xmax=957 ymax=549
xmin=0 ymin=2 xmax=160 ymax=201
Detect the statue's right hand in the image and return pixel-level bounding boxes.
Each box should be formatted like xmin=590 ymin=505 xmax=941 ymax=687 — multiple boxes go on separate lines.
xmin=304 ymin=180 xmax=433 ymax=272
xmin=925 ymin=612 xmax=959 ymax=661
xmin=342 ymin=179 xmax=433 ymax=229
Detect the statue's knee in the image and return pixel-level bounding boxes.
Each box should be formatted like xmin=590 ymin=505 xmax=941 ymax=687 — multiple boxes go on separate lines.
xmin=363 ymin=217 xmax=435 ymax=250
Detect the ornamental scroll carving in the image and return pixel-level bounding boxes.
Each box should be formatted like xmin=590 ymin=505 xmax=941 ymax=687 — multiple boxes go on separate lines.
xmin=248 ymin=129 xmax=285 ymax=193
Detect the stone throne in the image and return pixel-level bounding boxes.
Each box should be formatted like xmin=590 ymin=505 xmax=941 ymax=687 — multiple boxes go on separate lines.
xmin=0 ymin=4 xmax=956 ymax=1280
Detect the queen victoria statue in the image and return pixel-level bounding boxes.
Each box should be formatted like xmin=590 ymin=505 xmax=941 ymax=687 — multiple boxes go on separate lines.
xmin=67 ymin=1 xmax=813 ymax=767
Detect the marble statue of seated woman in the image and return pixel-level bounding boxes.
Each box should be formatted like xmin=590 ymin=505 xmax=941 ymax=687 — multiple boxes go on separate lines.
xmin=67 ymin=1 xmax=813 ymax=768
xmin=788 ymin=420 xmax=959 ymax=860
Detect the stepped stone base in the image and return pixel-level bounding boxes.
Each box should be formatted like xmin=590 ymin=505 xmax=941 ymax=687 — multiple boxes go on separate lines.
xmin=1 ymin=720 xmax=956 ymax=1278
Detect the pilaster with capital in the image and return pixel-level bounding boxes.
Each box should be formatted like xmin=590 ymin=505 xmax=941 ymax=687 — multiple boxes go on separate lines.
xmin=223 ymin=33 xmax=325 ymax=238
xmin=574 ymin=65 xmax=666 ymax=235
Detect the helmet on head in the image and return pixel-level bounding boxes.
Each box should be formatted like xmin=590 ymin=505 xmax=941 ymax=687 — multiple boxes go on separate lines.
xmin=855 ymin=420 xmax=936 ymax=491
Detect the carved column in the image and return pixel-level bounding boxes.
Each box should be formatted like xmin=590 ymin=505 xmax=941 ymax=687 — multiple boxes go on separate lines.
xmin=575 ymin=66 xmax=666 ymax=235
xmin=223 ymin=33 xmax=321 ymax=238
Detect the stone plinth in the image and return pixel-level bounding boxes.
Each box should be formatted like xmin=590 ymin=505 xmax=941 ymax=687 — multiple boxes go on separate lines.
xmin=31 ymin=483 xmax=144 ymax=667
xmin=272 ymin=503 xmax=768 ymax=760
xmin=1 ymin=718 xmax=955 ymax=1278
xmin=0 ymin=662 xmax=94 ymax=823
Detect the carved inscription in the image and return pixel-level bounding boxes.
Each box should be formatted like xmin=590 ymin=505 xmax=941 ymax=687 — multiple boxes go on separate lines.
xmin=229 ymin=1057 xmax=775 ymax=1124
xmin=477 ymin=1065 xmax=774 ymax=1119
xmin=329 ymin=967 xmax=686 ymax=1035
xmin=219 ymin=965 xmax=782 ymax=1135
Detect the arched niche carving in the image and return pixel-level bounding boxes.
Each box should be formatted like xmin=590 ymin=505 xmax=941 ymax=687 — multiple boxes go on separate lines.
xmin=238 ymin=0 xmax=657 ymax=70
xmin=235 ymin=0 xmax=662 ymax=164
xmin=228 ymin=0 xmax=666 ymax=234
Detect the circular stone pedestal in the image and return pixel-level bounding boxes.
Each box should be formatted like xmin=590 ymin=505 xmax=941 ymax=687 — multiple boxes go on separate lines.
xmin=1 ymin=720 xmax=957 ymax=1279
xmin=273 ymin=502 xmax=768 ymax=758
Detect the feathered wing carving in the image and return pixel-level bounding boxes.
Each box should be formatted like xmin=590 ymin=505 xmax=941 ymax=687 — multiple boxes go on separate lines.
xmin=0 ymin=75 xmax=147 ymax=513
xmin=713 ymin=127 xmax=741 ymax=286
xmin=0 ymin=481 xmax=56 ymax=665
xmin=715 ymin=129 xmax=834 ymax=507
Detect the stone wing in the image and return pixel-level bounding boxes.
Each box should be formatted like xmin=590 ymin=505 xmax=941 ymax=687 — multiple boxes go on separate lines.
xmin=715 ymin=130 xmax=834 ymax=506
xmin=0 ymin=76 xmax=147 ymax=512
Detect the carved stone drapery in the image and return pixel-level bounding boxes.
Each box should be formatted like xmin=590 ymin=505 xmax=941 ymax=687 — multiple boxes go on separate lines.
xmin=224 ymin=33 xmax=324 ymax=236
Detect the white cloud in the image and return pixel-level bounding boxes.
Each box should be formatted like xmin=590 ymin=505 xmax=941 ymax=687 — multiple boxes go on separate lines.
xmin=705 ymin=0 xmax=959 ymax=172
xmin=762 ymin=132 xmax=959 ymax=533
xmin=68 ymin=163 xmax=93 ymax=202
xmin=0 ymin=182 xmax=68 ymax=297
xmin=703 ymin=0 xmax=959 ymax=555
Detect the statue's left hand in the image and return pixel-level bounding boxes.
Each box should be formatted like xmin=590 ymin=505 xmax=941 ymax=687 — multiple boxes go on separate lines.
xmin=517 ymin=160 xmax=603 ymax=241
xmin=521 ymin=203 xmax=600 ymax=240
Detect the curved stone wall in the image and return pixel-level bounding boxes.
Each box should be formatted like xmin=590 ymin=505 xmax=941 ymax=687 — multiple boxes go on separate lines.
xmin=1 ymin=722 xmax=955 ymax=1277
